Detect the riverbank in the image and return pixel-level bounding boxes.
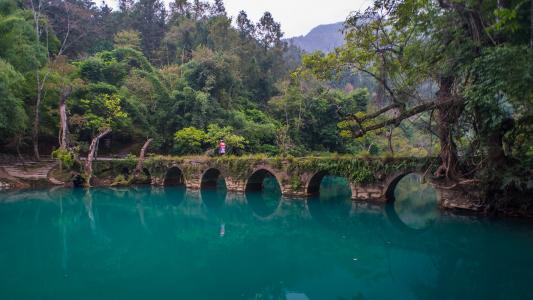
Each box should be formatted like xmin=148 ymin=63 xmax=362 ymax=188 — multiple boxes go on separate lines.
xmin=0 ymin=158 xmax=65 ymax=190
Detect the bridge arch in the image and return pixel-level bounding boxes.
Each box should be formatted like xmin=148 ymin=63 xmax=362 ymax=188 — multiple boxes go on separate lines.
xmin=384 ymin=171 xmax=418 ymax=203
xmin=164 ymin=166 xmax=186 ymax=186
xmin=384 ymin=172 xmax=440 ymax=231
xmin=306 ymin=171 xmax=329 ymax=196
xmin=306 ymin=171 xmax=352 ymax=198
xmin=200 ymin=168 xmax=227 ymax=211
xmin=200 ymin=168 xmax=226 ymax=189
xmin=245 ymin=168 xmax=282 ymax=193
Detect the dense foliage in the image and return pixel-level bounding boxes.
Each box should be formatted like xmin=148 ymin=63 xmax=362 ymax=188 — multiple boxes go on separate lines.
xmin=0 ymin=0 xmax=439 ymax=158
xmin=1 ymin=0 xmax=367 ymax=157
xmin=0 ymin=0 xmax=531 ymax=206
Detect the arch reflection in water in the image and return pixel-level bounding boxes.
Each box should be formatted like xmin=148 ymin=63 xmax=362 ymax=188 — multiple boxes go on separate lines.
xmin=245 ymin=170 xmax=282 ymax=218
xmin=387 ymin=173 xmax=439 ymax=230
xmin=245 ymin=169 xmax=281 ymax=193
xmin=307 ymin=175 xmax=352 ymax=225
xmin=200 ymin=169 xmax=226 ymax=189
xmin=158 ymin=186 xmax=187 ymax=207
xmin=200 ymin=169 xmax=228 ymax=212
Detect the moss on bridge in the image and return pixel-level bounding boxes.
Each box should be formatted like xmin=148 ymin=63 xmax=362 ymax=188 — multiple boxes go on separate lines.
xmin=210 ymin=155 xmax=429 ymax=181
xmin=91 ymin=154 xmax=435 ymax=188
xmin=284 ymin=156 xmax=431 ymax=183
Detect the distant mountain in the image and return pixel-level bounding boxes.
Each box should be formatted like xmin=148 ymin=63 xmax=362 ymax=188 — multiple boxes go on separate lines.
xmin=287 ymin=22 xmax=345 ymax=53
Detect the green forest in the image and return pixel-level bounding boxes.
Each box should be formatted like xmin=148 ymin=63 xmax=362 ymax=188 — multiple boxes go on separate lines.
xmin=0 ymin=0 xmax=532 ymax=204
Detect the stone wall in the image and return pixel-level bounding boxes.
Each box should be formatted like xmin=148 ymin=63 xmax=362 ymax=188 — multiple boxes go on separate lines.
xmin=350 ymin=184 xmax=386 ymax=202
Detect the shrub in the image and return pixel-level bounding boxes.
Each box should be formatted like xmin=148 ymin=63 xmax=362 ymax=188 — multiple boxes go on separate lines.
xmin=52 ymin=148 xmax=75 ymax=169
xmin=174 ymin=127 xmax=206 ymax=154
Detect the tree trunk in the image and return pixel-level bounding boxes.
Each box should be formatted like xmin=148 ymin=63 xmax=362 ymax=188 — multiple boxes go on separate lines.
xmin=15 ymin=135 xmax=24 ymax=163
xmin=387 ymin=127 xmax=394 ymax=156
xmin=375 ymin=53 xmax=387 ymax=108
xmin=30 ymin=0 xmax=71 ymax=160
xmin=58 ymin=86 xmax=72 ymax=150
xmin=434 ymin=77 xmax=462 ymax=179
xmin=84 ymin=129 xmax=111 ymax=187
xmin=32 ymin=90 xmax=41 ymax=161
xmin=30 ymin=0 xmax=42 ymax=161
xmin=486 ymin=118 xmax=514 ymax=167
xmin=134 ymin=138 xmax=153 ymax=178
xmin=487 ymin=132 xmax=506 ymax=164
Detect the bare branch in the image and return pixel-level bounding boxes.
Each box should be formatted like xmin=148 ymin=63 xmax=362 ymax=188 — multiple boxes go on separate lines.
xmin=348 ymin=64 xmax=400 ymax=104
xmin=350 ymin=101 xmax=442 ymax=137
xmin=58 ymin=1 xmax=71 ymax=56
xmin=359 ymin=103 xmax=401 ymax=122
xmin=84 ymin=128 xmax=112 ymax=186
xmin=134 ymin=138 xmax=154 ymax=178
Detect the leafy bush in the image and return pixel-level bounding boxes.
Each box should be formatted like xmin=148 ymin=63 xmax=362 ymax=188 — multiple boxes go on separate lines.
xmin=173 ymin=125 xmax=248 ymax=155
xmin=78 ymin=57 xmax=104 ymax=82
xmin=0 ymin=59 xmax=26 ymax=139
xmin=111 ymin=174 xmax=130 ymax=186
xmin=174 ymin=127 xmax=206 ymax=154
xmin=124 ymin=153 xmax=137 ymax=165
xmin=206 ymin=124 xmax=246 ymax=152
xmin=52 ymin=148 xmax=75 ymax=169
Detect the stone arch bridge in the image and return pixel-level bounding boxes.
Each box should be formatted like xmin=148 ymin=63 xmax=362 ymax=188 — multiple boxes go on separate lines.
xmin=92 ymin=156 xmax=475 ymax=209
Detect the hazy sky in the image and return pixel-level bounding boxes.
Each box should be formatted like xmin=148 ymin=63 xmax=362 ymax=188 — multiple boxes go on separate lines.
xmin=105 ymin=0 xmax=372 ymax=38
xmin=219 ymin=0 xmax=371 ymax=37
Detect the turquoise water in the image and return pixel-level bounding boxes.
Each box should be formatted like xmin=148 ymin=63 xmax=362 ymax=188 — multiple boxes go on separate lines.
xmin=1 ymin=179 xmax=533 ymax=299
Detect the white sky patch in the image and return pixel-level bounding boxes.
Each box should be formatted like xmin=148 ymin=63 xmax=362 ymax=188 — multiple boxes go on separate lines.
xmin=103 ymin=0 xmax=372 ymax=38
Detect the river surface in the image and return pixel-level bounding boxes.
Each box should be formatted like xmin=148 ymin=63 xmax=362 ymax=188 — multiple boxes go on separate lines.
xmin=1 ymin=177 xmax=533 ymax=300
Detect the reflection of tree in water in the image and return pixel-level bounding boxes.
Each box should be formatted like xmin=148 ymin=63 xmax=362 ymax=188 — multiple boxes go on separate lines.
xmin=124 ymin=187 xmax=156 ymax=232
xmin=83 ymin=189 xmax=96 ymax=233
xmin=392 ymin=174 xmax=439 ymax=230
xmin=54 ymin=188 xmax=84 ymax=277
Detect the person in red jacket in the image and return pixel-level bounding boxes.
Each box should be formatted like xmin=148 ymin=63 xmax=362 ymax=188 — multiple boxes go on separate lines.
xmin=218 ymin=139 xmax=226 ymax=155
